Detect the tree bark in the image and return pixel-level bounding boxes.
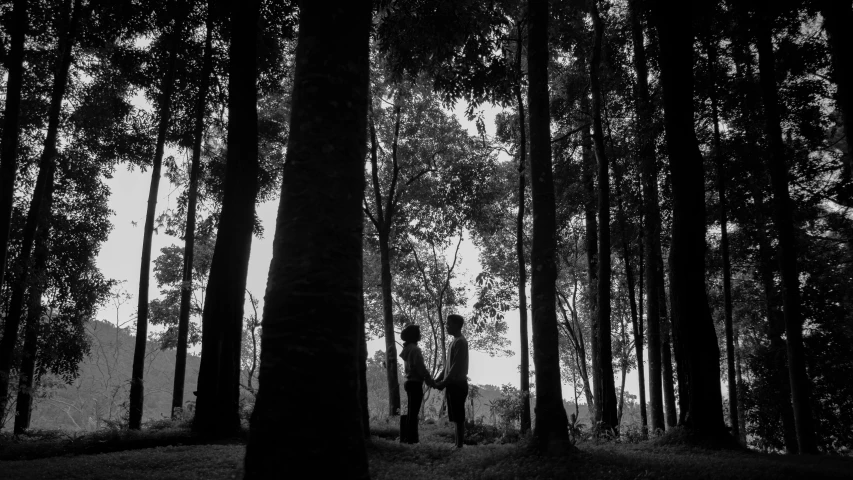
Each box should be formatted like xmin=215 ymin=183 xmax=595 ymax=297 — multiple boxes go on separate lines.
xmin=0 ymin=0 xmax=81 ymax=424
xmin=705 ymin=34 xmax=739 ymax=441
xmin=754 ymin=7 xmax=818 ymax=453
xmin=581 ymin=97 xmax=600 ymax=425
xmin=243 ymin=1 xmax=371 ymax=476
xmin=588 ymin=0 xmax=618 ymax=432
xmin=628 ymin=0 xmax=666 ymax=434
xmin=660 ymin=312 xmax=678 ymax=427
xmin=0 ymin=0 xmax=28 ymax=293
xmin=130 ymin=1 xmax=185 ymax=430
xmin=652 ymin=0 xmax=725 ymax=436
xmin=172 ymin=0 xmax=214 ymax=420
xmin=192 ymin=0 xmax=259 ymax=437
xmin=528 ymin=0 xmax=570 ymax=453
xmin=820 ymin=0 xmax=853 ymax=179
xmin=514 ymin=18 xmax=532 ymax=434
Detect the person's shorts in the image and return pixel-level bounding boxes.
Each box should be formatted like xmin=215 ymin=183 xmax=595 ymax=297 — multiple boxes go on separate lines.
xmin=446 ymin=382 xmax=468 ymax=423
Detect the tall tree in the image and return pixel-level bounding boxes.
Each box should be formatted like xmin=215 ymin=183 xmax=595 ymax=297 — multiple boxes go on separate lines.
xmin=243 ymin=0 xmax=371 ymax=476
xmin=581 ymin=95 xmax=600 ymax=424
xmin=588 ymin=0 xmax=618 ymax=431
xmin=365 ymin=100 xmax=402 ymax=417
xmin=512 ymin=17 xmax=532 ymax=435
xmin=172 ymin=0 xmax=215 ymax=420
xmin=0 ymin=0 xmax=82 ymax=425
xmin=528 ymin=0 xmax=570 ymax=452
xmin=651 ymin=0 xmax=725 ymax=436
xmin=129 ymin=0 xmax=187 ymax=430
xmin=754 ymin=1 xmax=818 ymax=453
xmin=0 ymin=0 xmax=28 ymax=293
xmin=627 ymin=0 xmax=666 ymax=433
xmin=704 ymin=31 xmax=739 ymax=441
xmin=193 ymin=0 xmax=261 ymax=437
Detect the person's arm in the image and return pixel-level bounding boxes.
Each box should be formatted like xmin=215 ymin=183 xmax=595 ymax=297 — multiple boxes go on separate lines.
xmin=414 ymin=348 xmax=435 ymax=386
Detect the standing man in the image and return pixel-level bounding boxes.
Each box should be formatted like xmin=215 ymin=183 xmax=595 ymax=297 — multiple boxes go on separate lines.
xmin=435 ymin=314 xmax=469 ymax=449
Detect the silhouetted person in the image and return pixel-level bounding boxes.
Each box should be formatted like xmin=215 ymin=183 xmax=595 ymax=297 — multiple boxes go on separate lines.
xmin=435 ymin=314 xmax=469 ymax=449
xmin=399 ymin=324 xmax=435 ymax=444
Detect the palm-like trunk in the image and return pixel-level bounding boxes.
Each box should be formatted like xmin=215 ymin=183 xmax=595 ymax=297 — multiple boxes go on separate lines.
xmin=0 ymin=0 xmax=28 ymax=292
xmin=652 ymin=0 xmax=725 ymax=435
xmin=528 ymin=0 xmax=570 ymax=452
xmin=705 ymin=34 xmax=739 ymax=441
xmin=628 ymin=0 xmax=666 ymax=433
xmin=192 ymin=0 xmax=260 ymax=437
xmin=129 ymin=1 xmax=185 ymax=430
xmin=754 ymin=7 xmax=817 ymax=454
xmin=0 ymin=0 xmax=81 ymax=424
xmin=243 ymin=1 xmax=371 ymax=476
xmin=589 ymin=0 xmax=618 ymax=431
xmin=171 ymin=0 xmax=214 ymax=420
xmin=514 ymin=19 xmax=532 ymax=435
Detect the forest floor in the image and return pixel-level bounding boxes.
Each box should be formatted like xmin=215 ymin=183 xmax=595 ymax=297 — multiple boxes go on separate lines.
xmin=0 ymin=419 xmax=850 ymax=479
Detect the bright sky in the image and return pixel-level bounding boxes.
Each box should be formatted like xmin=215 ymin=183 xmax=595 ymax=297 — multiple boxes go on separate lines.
xmin=93 ymin=102 xmax=654 ymax=406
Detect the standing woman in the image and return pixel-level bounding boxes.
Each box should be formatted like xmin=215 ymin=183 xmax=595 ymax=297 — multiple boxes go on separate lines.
xmin=399 ymin=324 xmax=435 ymax=443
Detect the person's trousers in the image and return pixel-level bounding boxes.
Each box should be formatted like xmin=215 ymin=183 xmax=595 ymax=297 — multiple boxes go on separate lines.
xmin=403 ymin=380 xmax=425 ymax=443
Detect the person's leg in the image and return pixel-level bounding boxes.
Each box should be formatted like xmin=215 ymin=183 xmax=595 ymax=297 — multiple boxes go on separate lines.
xmin=455 ymin=421 xmax=465 ymax=448
xmin=409 ymin=382 xmax=424 ymax=443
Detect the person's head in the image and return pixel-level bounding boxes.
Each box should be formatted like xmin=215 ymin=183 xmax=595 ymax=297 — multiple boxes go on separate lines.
xmin=446 ymin=314 xmax=464 ymax=336
xmin=401 ymin=324 xmax=421 ymax=344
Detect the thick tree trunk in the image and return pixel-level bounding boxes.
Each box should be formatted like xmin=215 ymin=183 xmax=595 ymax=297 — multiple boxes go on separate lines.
xmin=588 ymin=0 xmax=618 ymax=431
xmin=528 ymin=0 xmax=570 ymax=453
xmin=193 ymin=0 xmax=259 ymax=437
xmin=0 ymin=0 xmax=80 ymax=424
xmin=243 ymin=1 xmax=371 ymax=476
xmin=0 ymin=0 xmax=28 ymax=292
xmin=172 ymin=0 xmax=214 ymax=420
xmin=820 ymin=0 xmax=853 ymax=178
xmin=581 ymin=97 xmax=600 ymax=424
xmin=652 ymin=0 xmax=725 ymax=436
xmin=514 ymin=23 xmax=532 ymax=434
xmin=628 ymin=0 xmax=666 ymax=433
xmin=378 ymin=234 xmax=401 ymax=416
xmin=754 ymin=10 xmax=818 ymax=453
xmin=705 ymin=35 xmax=739 ymax=441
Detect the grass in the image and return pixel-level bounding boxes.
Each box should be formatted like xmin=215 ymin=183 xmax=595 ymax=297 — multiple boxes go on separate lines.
xmin=1 ymin=420 xmax=851 ymax=479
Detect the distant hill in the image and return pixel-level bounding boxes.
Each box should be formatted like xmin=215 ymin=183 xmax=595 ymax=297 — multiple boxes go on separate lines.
xmin=3 ymin=319 xmax=200 ymax=431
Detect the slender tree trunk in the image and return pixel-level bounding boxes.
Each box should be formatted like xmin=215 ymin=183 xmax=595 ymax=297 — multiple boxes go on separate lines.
xmin=528 ymin=0 xmax=570 ymax=453
xmin=660 ymin=313 xmax=678 ymax=427
xmin=193 ymin=0 xmax=259 ymax=437
xmin=0 ymin=0 xmax=28 ymax=292
xmin=734 ymin=334 xmax=747 ymax=445
xmin=514 ymin=20 xmax=532 ymax=434
xmin=130 ymin=2 xmax=185 ymax=430
xmin=0 ymin=0 xmax=80 ymax=424
xmin=589 ymin=0 xmax=618 ymax=431
xmin=172 ymin=0 xmax=214 ymax=420
xmin=820 ymin=0 xmax=853 ymax=178
xmin=705 ymin=35 xmax=739 ymax=441
xmin=614 ymin=159 xmax=646 ymax=434
xmin=244 ymin=1 xmax=371 ymax=476
xmin=13 ymin=173 xmax=54 ymax=434
xmin=359 ymin=298 xmax=370 ymax=439
xmin=754 ymin=8 xmax=818 ymax=453
xmin=581 ymin=97 xmax=600 ymax=424
xmin=652 ymin=0 xmax=725 ymax=436
xmin=628 ymin=0 xmax=666 ymax=434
